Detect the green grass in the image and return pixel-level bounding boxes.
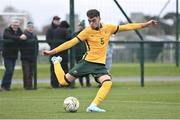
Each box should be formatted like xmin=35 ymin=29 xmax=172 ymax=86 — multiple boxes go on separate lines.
xmin=0 ymin=81 xmax=180 ymax=119
xmin=111 ymin=63 xmax=180 ymax=76
xmin=0 ymin=64 xmax=50 ymax=79
xmin=0 ymin=63 xmax=180 ymax=79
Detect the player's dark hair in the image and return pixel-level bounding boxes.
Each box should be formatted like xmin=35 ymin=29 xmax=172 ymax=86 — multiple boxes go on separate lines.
xmin=87 ymin=9 xmax=100 ymax=18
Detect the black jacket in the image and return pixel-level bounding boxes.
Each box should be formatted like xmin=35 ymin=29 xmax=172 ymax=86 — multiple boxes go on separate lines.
xmin=0 ymin=33 xmax=3 ymax=51
xmin=52 ymin=27 xmax=71 ymax=63
xmin=46 ymin=23 xmax=58 ymax=49
xmin=2 ymin=26 xmax=23 ymax=59
xmin=53 ymin=27 xmax=71 ymax=48
xmin=20 ymin=30 xmax=38 ymax=61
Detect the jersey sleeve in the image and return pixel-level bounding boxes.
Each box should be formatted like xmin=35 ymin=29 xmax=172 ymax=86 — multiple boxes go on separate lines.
xmin=76 ymin=28 xmax=88 ymax=41
xmin=107 ymin=24 xmax=119 ymax=35
xmin=54 ymin=37 xmax=80 ymax=53
xmin=108 ymin=23 xmax=143 ymax=34
xmin=118 ymin=23 xmax=142 ymax=31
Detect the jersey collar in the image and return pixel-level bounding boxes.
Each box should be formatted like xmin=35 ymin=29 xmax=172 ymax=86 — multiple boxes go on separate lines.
xmin=94 ymin=23 xmax=103 ymax=31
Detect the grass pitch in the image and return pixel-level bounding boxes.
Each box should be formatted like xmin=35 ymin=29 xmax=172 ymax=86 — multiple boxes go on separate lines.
xmin=1 ymin=63 xmax=180 ymax=79
xmin=0 ymin=81 xmax=180 ymax=119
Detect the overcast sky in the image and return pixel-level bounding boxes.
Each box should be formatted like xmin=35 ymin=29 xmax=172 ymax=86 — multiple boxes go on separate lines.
xmin=0 ymin=0 xmax=178 ymax=30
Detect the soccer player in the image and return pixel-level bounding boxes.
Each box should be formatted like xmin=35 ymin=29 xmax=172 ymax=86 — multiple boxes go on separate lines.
xmin=43 ymin=9 xmax=158 ymax=112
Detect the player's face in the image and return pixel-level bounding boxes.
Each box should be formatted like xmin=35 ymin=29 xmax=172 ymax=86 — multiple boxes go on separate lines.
xmin=88 ymin=16 xmax=101 ymax=30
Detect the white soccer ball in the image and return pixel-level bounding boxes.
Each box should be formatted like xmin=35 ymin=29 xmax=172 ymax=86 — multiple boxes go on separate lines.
xmin=63 ymin=96 xmax=80 ymax=112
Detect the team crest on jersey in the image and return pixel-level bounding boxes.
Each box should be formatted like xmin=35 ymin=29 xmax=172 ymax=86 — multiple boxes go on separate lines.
xmin=100 ymin=37 xmax=104 ymax=45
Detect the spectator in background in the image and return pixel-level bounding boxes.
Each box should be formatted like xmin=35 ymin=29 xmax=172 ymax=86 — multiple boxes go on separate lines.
xmin=46 ymin=16 xmax=61 ymax=88
xmin=52 ymin=20 xmax=70 ymax=86
xmin=20 ymin=22 xmax=38 ymax=90
xmin=0 ymin=30 xmax=3 ymax=69
xmin=74 ymin=20 xmax=91 ymax=87
xmin=105 ymin=36 xmax=114 ymax=71
xmin=0 ymin=30 xmax=3 ymax=62
xmin=0 ymin=30 xmax=3 ymax=51
xmin=1 ymin=19 xmax=26 ymax=91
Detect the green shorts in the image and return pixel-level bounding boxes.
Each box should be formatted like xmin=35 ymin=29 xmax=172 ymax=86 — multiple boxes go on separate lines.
xmin=69 ymin=59 xmax=110 ymax=81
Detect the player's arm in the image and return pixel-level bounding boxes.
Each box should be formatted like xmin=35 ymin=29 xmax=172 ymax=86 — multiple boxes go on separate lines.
xmin=119 ymin=20 xmax=158 ymax=31
xmin=43 ymin=37 xmax=80 ymax=56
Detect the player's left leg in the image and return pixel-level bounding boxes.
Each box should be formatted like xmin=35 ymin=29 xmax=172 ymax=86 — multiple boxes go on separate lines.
xmin=86 ymin=75 xmax=112 ymax=112
xmin=51 ymin=56 xmax=76 ymax=86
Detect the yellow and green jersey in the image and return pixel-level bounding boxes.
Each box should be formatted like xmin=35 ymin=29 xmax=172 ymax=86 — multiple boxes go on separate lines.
xmin=55 ymin=23 xmax=143 ymax=64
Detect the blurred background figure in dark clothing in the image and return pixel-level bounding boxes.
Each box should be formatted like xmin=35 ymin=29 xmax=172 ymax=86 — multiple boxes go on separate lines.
xmin=1 ymin=19 xmax=27 ymax=91
xmin=46 ymin=16 xmax=61 ymax=88
xmin=0 ymin=30 xmax=3 ymax=52
xmin=0 ymin=30 xmax=3 ymax=66
xmin=20 ymin=21 xmax=38 ymax=90
xmin=74 ymin=20 xmax=91 ymax=87
xmin=52 ymin=20 xmax=70 ymax=87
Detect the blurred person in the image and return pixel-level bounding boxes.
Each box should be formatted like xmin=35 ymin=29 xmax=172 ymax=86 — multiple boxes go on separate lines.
xmin=105 ymin=36 xmax=114 ymax=71
xmin=0 ymin=30 xmax=3 ymax=51
xmin=0 ymin=30 xmax=3 ymax=61
xmin=0 ymin=30 xmax=3 ymax=70
xmin=74 ymin=20 xmax=91 ymax=87
xmin=46 ymin=16 xmax=61 ymax=88
xmin=1 ymin=19 xmax=26 ymax=91
xmin=20 ymin=22 xmax=38 ymax=90
xmin=43 ymin=9 xmax=158 ymax=112
xmin=52 ymin=20 xmax=70 ymax=87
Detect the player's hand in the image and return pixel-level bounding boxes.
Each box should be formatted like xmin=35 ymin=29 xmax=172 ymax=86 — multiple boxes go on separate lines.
xmin=42 ymin=50 xmax=55 ymax=56
xmin=143 ymin=20 xmax=159 ymax=28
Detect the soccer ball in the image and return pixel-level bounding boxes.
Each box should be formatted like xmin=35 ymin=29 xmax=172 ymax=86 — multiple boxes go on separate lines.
xmin=63 ymin=97 xmax=80 ymax=112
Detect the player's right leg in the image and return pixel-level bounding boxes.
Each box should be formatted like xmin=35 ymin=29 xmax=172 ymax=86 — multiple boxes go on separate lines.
xmin=86 ymin=74 xmax=112 ymax=112
xmin=51 ymin=56 xmax=72 ymax=86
